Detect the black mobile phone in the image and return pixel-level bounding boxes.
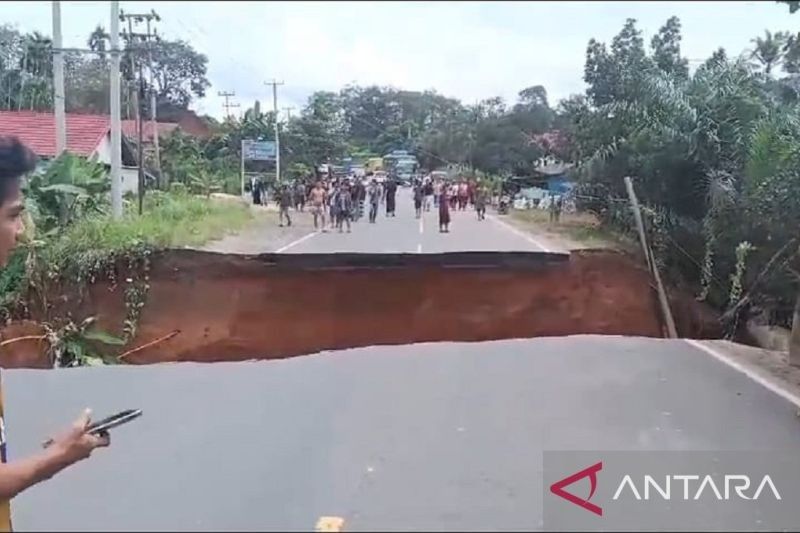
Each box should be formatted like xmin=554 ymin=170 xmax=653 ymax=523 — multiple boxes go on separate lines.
xmin=86 ymin=409 xmax=142 ymax=435
xmin=41 ymin=409 xmax=142 ymax=448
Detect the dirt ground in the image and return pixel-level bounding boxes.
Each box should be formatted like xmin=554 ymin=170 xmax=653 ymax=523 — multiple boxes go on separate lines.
xmin=0 ymin=250 xmax=668 ymax=367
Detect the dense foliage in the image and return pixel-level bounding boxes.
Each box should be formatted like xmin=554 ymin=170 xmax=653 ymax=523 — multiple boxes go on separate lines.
xmin=561 ymin=15 xmax=800 ymax=331
xmin=0 ymin=23 xmax=210 ymax=117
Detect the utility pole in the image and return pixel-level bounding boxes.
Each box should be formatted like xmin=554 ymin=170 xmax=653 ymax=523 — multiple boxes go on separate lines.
xmin=110 ymin=1 xmax=123 ymax=219
xmin=137 ymin=58 xmax=145 ymax=215
xmin=265 ymin=79 xmax=284 ymax=183
xmin=218 ymin=91 xmax=240 ymax=119
xmin=120 ymin=9 xmax=160 ymax=211
xmin=624 ymin=176 xmax=678 ymax=339
xmin=122 ymin=13 xmax=136 ymax=120
xmin=282 ymin=106 xmax=294 ymax=122
xmin=52 ymin=1 xmax=66 ymax=156
xmin=145 ymin=15 xmax=162 ymax=185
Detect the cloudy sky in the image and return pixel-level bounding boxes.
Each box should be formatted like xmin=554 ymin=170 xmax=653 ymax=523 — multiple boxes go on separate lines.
xmin=1 ymin=1 xmax=795 ymax=119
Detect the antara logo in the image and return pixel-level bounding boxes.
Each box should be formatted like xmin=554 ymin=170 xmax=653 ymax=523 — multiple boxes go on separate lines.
xmin=551 ymin=462 xmax=782 ymax=517
xmin=612 ymin=474 xmax=782 ymax=501
xmin=550 ymin=462 xmax=604 ymax=516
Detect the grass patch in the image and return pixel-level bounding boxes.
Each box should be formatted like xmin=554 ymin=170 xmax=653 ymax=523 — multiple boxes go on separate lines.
xmin=55 ymin=191 xmax=254 ymax=255
xmin=0 ymin=188 xmax=258 ymax=367
xmin=510 ymin=208 xmax=634 ymax=251
xmin=1 ymin=192 xmax=256 ymax=317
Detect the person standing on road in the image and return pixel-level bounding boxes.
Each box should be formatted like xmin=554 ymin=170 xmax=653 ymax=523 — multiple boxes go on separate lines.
xmin=0 ymin=137 xmax=111 ymax=528
xmin=413 ymin=182 xmax=424 ymax=219
xmin=474 ymin=184 xmax=487 ymax=221
xmin=358 ymin=179 xmax=367 ymax=220
xmin=448 ymin=182 xmax=458 ymax=210
xmin=385 ymin=178 xmax=398 ymax=217
xmin=350 ymin=179 xmax=362 ymax=222
xmin=278 ymin=184 xmax=293 ymax=227
xmin=308 ymin=181 xmax=328 ymax=232
xmin=367 ymin=179 xmax=381 ymax=223
xmin=438 ymin=181 xmax=451 ymax=233
xmin=433 ymin=179 xmax=442 ymax=209
xmin=293 ymin=180 xmax=306 ymax=212
xmin=334 ymin=182 xmax=353 ymax=233
xmin=458 ymin=180 xmax=469 ymax=211
xmin=423 ymin=179 xmax=434 ymax=212
xmin=329 ymin=180 xmax=341 ymax=231
xmin=250 ymin=176 xmax=262 ymax=206
xmin=548 ymin=194 xmax=563 ymax=224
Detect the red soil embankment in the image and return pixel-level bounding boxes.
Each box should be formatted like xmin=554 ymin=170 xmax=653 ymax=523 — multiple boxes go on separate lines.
xmin=0 ymin=249 xmax=719 ymax=367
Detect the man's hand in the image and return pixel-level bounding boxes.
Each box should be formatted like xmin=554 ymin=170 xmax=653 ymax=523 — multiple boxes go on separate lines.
xmin=45 ymin=409 xmax=110 ymax=466
xmin=0 ymin=409 xmax=112 ymax=500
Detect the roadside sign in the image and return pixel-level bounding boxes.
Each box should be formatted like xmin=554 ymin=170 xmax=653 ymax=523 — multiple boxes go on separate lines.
xmin=242 ymin=140 xmax=276 ymax=161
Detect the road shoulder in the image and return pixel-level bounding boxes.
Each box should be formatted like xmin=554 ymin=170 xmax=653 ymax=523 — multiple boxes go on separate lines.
xmin=194 ymin=204 xmax=318 ymax=254
xmin=686 ymin=339 xmax=800 ymax=409
xmin=503 ymin=208 xmax=636 ymax=252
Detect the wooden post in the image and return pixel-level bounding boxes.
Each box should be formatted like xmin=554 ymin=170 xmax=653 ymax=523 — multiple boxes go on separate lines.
xmin=624 ymin=176 xmax=678 ymax=338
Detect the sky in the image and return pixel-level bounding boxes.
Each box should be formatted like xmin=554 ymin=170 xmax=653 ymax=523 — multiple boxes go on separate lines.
xmin=1 ymin=1 xmax=796 ymax=120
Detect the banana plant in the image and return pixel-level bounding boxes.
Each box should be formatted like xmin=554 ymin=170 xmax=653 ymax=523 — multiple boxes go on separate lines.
xmin=23 ymin=152 xmax=110 ymax=233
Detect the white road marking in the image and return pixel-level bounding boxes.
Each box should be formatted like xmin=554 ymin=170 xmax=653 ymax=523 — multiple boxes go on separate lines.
xmin=419 ymin=216 xmax=424 ymax=234
xmin=275 ymin=231 xmax=318 ymax=253
xmin=684 ymin=339 xmax=800 ymax=409
xmin=417 ymin=243 xmax=422 ymax=253
xmin=486 ymin=214 xmax=551 ymax=252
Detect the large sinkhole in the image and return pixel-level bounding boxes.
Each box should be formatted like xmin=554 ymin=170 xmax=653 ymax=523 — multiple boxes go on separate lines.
xmin=0 ymin=249 xmax=722 ymax=367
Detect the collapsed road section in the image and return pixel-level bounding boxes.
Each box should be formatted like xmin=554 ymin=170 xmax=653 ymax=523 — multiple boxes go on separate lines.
xmin=0 ymin=248 xmax=719 ymax=367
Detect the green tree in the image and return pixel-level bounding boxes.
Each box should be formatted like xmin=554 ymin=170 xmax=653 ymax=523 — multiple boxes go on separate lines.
xmin=750 ymin=30 xmax=790 ymax=75
xmin=650 ymin=16 xmax=689 ymax=80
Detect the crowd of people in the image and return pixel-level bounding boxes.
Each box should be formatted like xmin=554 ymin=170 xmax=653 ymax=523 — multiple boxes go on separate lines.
xmin=257 ymin=172 xmax=493 ymax=235
xmin=266 ymin=174 xmax=400 ymax=233
xmin=416 ymin=178 xmax=490 ymax=231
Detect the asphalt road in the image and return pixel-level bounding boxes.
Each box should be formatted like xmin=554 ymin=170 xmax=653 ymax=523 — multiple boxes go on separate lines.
xmin=282 ymin=188 xmax=559 ymax=254
xmin=6 ymin=188 xmax=800 ymax=531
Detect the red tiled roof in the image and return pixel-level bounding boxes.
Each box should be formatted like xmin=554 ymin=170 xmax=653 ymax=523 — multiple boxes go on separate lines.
xmin=0 ymin=111 xmax=110 ymax=158
xmin=121 ymin=120 xmax=180 ymax=141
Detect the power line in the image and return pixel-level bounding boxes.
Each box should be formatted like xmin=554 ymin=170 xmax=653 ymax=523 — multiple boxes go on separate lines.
xmin=218 ymin=90 xmax=240 ymax=119
xmin=119 ymin=8 xmax=160 ymax=214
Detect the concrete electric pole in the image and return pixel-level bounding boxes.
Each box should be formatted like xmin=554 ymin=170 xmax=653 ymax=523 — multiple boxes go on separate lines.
xmin=120 ymin=9 xmax=160 ymax=212
xmin=145 ymin=15 xmax=162 ymax=184
xmin=110 ymin=1 xmax=123 ymax=219
xmin=52 ymin=1 xmax=66 ymax=156
xmin=265 ymin=79 xmax=284 ymax=182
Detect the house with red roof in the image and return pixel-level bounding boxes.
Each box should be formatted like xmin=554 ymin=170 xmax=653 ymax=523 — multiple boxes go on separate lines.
xmin=0 ymin=111 xmax=202 ymax=195
xmin=0 ymin=110 xmax=146 ymax=194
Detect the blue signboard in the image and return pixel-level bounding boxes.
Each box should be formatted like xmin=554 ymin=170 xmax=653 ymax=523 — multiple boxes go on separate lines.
xmin=242 ymin=140 xmax=276 ymax=161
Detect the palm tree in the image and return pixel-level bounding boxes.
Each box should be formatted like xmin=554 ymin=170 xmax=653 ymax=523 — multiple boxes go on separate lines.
xmin=87 ymin=25 xmax=109 ymax=58
xmin=21 ymin=32 xmax=52 ymax=77
xmin=750 ymin=30 xmax=790 ymax=76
